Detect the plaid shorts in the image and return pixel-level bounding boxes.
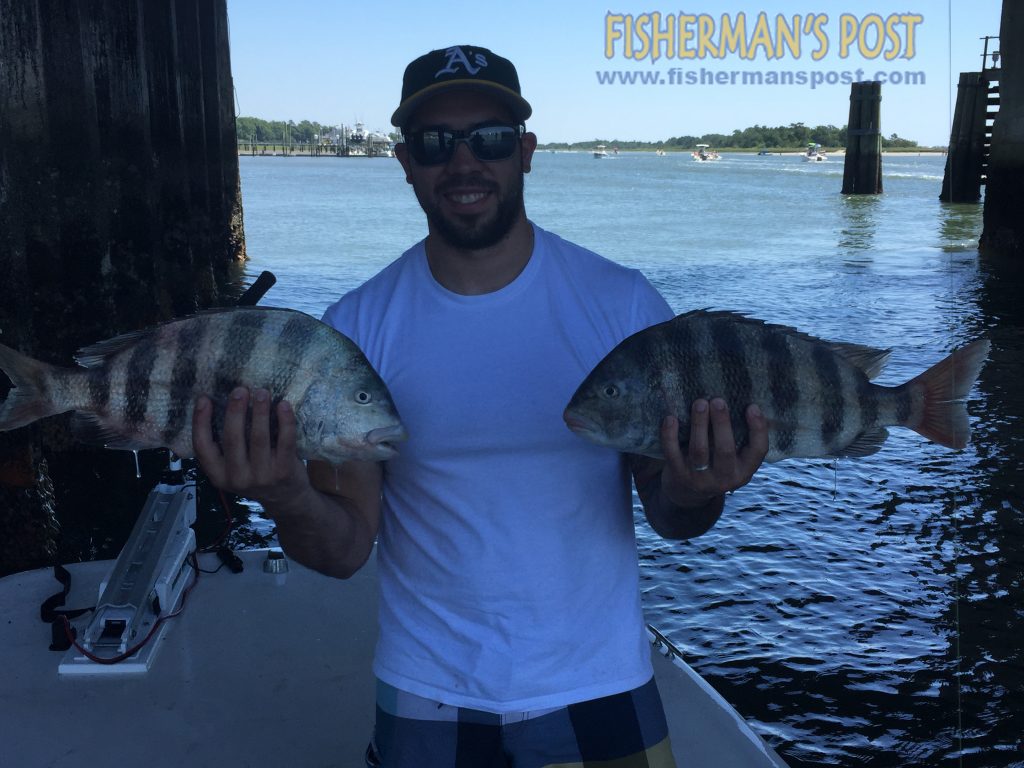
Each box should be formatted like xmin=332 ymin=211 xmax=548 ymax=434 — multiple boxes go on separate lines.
xmin=366 ymin=676 xmax=676 ymax=768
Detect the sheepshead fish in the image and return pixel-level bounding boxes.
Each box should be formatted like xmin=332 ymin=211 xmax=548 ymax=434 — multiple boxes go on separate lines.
xmin=0 ymin=307 xmax=406 ymax=463
xmin=564 ymin=310 xmax=990 ymax=462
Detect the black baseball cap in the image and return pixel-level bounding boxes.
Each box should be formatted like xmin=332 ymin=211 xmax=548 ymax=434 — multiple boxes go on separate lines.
xmin=391 ymin=45 xmax=532 ymax=128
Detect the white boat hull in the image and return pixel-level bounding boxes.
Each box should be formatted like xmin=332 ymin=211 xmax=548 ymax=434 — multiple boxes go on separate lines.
xmin=1 ymin=550 xmax=787 ymax=767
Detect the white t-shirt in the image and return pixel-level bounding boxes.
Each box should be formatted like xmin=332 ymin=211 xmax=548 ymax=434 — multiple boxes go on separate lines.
xmin=322 ymin=223 xmax=673 ymax=712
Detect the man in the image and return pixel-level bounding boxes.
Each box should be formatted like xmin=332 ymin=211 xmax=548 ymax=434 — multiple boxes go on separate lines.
xmin=194 ymin=45 xmax=768 ymax=767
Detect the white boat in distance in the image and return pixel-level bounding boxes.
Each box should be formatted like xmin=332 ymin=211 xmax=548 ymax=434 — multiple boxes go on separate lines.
xmin=593 ymin=144 xmax=609 ymax=158
xmin=0 ymin=472 xmax=790 ymax=768
xmin=803 ymin=142 xmax=828 ymax=161
xmin=692 ymin=144 xmax=721 ymax=161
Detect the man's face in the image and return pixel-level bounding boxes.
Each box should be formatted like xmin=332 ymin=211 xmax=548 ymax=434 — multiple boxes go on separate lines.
xmin=397 ymin=91 xmax=537 ymax=250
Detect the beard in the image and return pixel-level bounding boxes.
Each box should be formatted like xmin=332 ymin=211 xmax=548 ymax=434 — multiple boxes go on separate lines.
xmin=414 ymin=171 xmax=525 ymax=250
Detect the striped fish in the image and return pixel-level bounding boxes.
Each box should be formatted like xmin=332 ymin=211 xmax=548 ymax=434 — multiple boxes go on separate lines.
xmin=0 ymin=307 xmax=405 ymax=463
xmin=563 ymin=310 xmax=990 ymax=462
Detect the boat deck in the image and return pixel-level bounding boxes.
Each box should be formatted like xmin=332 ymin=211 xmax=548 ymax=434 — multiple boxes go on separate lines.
xmin=1 ymin=550 xmax=787 ymax=767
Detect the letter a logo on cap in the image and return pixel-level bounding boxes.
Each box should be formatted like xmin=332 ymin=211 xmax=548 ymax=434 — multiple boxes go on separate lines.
xmin=435 ymin=46 xmax=488 ymax=78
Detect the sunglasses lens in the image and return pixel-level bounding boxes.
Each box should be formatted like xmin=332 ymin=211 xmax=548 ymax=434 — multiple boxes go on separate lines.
xmin=407 ymin=125 xmax=520 ymax=165
xmin=409 ymin=129 xmax=448 ymax=164
xmin=469 ymin=126 xmax=518 ymax=160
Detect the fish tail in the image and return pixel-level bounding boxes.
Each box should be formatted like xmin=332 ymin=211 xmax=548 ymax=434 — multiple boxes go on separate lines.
xmin=902 ymin=338 xmax=990 ymax=449
xmin=0 ymin=343 xmax=65 ymax=431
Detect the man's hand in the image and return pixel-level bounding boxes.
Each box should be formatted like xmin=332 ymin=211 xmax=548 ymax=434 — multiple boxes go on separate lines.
xmin=192 ymin=387 xmax=309 ymax=509
xmin=660 ymin=398 xmax=769 ymax=508
xmin=633 ymin=398 xmax=769 ymax=539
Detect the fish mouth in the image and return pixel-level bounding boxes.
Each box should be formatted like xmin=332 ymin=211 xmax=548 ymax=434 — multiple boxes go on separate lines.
xmin=366 ymin=424 xmax=408 ymax=456
xmin=563 ymin=410 xmax=599 ymax=438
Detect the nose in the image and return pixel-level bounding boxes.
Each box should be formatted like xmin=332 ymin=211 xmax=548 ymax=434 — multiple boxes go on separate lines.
xmin=447 ymin=137 xmax=482 ymax=169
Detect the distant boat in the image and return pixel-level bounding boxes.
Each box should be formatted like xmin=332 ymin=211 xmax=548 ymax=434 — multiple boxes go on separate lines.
xmin=803 ymin=143 xmax=828 ymax=162
xmin=692 ymin=144 xmax=720 ymax=162
xmin=593 ymin=144 xmax=608 ymax=158
xmin=757 ymin=149 xmax=773 ymax=156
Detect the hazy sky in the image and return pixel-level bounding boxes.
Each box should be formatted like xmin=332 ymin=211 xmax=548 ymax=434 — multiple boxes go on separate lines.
xmin=227 ymin=1 xmax=1002 ymax=146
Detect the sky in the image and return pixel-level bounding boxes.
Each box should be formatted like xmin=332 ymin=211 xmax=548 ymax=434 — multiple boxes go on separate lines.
xmin=226 ymin=1 xmax=1003 ymax=147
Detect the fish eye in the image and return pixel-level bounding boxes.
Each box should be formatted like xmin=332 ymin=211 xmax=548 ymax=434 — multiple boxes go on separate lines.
xmin=355 ymin=390 xmax=372 ymax=405
xmin=602 ymin=384 xmax=620 ymax=399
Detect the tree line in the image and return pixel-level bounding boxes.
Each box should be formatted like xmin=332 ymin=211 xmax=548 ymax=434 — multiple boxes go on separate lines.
xmin=235 ymin=116 xmax=401 ymax=144
xmin=539 ymin=122 xmax=921 ymax=151
xmin=236 ymin=116 xmax=921 ymax=151
xmin=236 ymin=116 xmax=332 ymax=144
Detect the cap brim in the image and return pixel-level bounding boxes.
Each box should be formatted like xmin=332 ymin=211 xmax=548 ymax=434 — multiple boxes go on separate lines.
xmin=391 ymin=80 xmax=532 ymax=127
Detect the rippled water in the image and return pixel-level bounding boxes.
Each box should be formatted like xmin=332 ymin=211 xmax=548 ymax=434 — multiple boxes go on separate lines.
xmin=236 ymin=152 xmax=1023 ymax=767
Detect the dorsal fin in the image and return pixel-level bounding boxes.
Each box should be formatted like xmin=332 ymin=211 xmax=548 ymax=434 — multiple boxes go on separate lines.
xmin=72 ymin=306 xmax=305 ymax=369
xmin=74 ymin=328 xmax=155 ymax=368
xmin=671 ymin=310 xmax=891 ymax=379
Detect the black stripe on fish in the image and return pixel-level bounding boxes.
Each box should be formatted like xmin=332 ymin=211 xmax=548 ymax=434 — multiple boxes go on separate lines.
xmin=124 ymin=342 xmax=160 ymax=427
xmin=161 ymin=321 xmax=205 ymax=445
xmin=273 ymin=313 xmax=316 ymax=393
xmin=812 ymin=344 xmax=845 ymax=449
xmin=762 ymin=330 xmax=797 ymax=454
xmin=895 ymin=387 xmax=913 ymax=425
xmin=859 ymin=378 xmax=879 ymax=432
xmin=212 ymin=310 xmax=266 ymax=398
xmin=88 ymin=365 xmax=111 ymax=411
xmin=711 ymin=318 xmax=752 ymax=448
xmin=206 ymin=313 xmax=269 ymax=446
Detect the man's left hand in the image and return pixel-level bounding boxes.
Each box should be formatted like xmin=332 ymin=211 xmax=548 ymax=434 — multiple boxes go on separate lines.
xmin=660 ymin=398 xmax=769 ymax=508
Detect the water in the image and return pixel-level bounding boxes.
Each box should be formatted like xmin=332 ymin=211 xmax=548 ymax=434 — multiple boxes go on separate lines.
xmin=237 ymin=152 xmax=1023 ymax=767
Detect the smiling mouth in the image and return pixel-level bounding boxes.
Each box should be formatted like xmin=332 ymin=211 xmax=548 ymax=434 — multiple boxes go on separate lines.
xmin=445 ymin=190 xmax=489 ymax=205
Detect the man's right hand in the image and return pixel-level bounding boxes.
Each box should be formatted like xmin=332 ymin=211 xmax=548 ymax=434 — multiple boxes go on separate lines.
xmin=192 ymin=386 xmax=309 ymax=511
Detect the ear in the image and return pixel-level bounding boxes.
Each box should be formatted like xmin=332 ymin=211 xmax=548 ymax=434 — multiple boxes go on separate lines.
xmin=520 ymin=131 xmax=538 ymax=174
xmin=395 ymin=142 xmax=413 ymax=184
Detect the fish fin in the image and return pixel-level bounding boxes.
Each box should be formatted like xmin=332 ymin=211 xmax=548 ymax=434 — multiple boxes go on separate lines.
xmin=827 ymin=342 xmax=891 ymax=380
xmin=72 ymin=306 xmax=307 ymax=367
xmin=0 ymin=343 xmax=65 ymax=430
xmin=903 ymin=338 xmax=991 ymax=449
xmin=74 ymin=329 xmax=154 ymax=368
xmin=70 ymin=413 xmax=154 ymax=451
xmin=674 ymin=311 xmax=891 ymax=379
xmin=832 ymin=428 xmax=890 ymax=458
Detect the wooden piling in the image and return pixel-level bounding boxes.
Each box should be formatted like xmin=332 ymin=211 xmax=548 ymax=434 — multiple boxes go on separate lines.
xmin=0 ymin=0 xmax=246 ymax=574
xmin=940 ymin=72 xmax=991 ymax=202
xmin=842 ymin=81 xmax=883 ymax=195
xmin=981 ymin=2 xmax=1024 ymax=257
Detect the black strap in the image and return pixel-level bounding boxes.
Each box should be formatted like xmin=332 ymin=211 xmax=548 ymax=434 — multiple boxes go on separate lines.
xmin=40 ymin=565 xmax=95 ymax=651
xmin=39 ymin=565 xmax=92 ymax=622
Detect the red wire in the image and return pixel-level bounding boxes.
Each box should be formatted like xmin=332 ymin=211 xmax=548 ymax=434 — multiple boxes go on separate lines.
xmin=61 ymin=552 xmax=201 ymax=665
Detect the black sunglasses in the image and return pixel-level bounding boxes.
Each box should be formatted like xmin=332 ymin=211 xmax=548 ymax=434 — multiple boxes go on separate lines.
xmin=403 ymin=123 xmax=524 ymax=165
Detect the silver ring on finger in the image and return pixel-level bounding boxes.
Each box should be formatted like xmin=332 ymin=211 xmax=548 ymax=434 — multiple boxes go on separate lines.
xmin=693 ymin=463 xmax=710 ymax=472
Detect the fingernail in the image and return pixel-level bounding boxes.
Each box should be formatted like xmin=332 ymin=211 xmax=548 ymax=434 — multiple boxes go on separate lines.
xmin=712 ymin=398 xmax=726 ymax=411
xmin=695 ymin=400 xmax=708 ymax=413
xmin=254 ymin=389 xmax=268 ymax=403
xmin=195 ymin=397 xmax=208 ymax=413
xmin=750 ymin=404 xmax=763 ymax=418
xmin=231 ymin=387 xmax=247 ymax=401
